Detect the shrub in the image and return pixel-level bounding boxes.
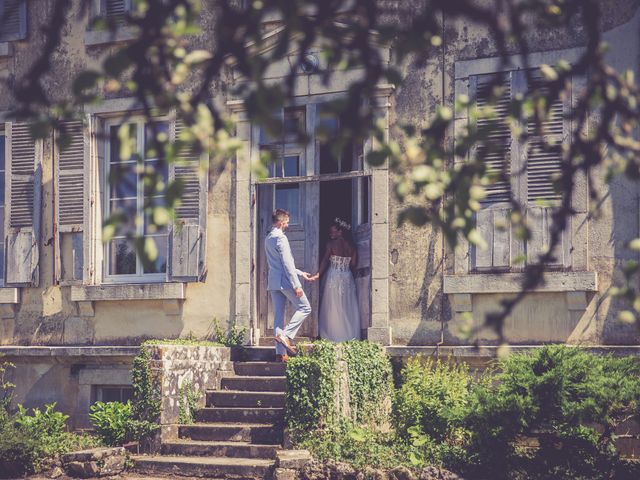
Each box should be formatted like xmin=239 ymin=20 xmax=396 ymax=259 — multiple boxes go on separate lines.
xmin=286 ymin=340 xmax=337 ymax=435
xmin=1 ymin=403 xmax=101 ymax=477
xmin=178 ymin=379 xmax=201 ymax=424
xmin=394 ymin=357 xmax=474 ymax=441
xmin=89 ymin=401 xmax=136 ymax=446
xmin=342 ymin=341 xmax=393 ymax=423
xmin=130 ymin=345 xmax=162 ymax=440
xmin=465 ymin=346 xmax=640 ymax=479
xmin=209 ymin=318 xmax=247 ymax=347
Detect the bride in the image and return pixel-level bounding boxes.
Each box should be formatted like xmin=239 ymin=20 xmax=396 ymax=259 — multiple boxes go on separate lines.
xmin=311 ymin=218 xmax=361 ymax=342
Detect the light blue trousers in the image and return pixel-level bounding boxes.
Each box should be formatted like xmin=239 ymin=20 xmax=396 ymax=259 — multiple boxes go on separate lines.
xmin=270 ymin=289 xmax=312 ymax=355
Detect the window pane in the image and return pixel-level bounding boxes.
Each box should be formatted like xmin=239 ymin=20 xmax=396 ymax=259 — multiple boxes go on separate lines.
xmin=101 ymin=387 xmax=123 ymax=403
xmin=275 ymin=185 xmax=299 ymax=224
xmin=144 ymin=122 xmax=170 ymax=159
xmin=0 ymin=135 xmax=4 ymax=171
xmin=142 ymin=235 xmax=167 ymax=274
xmin=143 ymin=160 xmax=168 ymax=196
xmin=121 ymin=388 xmax=134 ymax=403
xmin=109 ymin=163 xmax=138 ymax=199
xmin=283 ymin=156 xmax=299 ymax=177
xmin=110 ymin=123 xmax=139 ymax=163
xmin=109 ymin=199 xmax=137 ymax=236
xmin=109 ymin=238 xmax=137 ymax=275
xmin=143 ymin=198 xmax=168 ymax=235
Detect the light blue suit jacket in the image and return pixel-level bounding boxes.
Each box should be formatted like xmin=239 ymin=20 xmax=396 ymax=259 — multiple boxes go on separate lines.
xmin=265 ymin=227 xmax=303 ymax=291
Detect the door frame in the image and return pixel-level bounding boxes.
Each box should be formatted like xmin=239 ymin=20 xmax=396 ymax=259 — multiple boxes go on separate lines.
xmin=228 ymin=85 xmax=395 ymax=345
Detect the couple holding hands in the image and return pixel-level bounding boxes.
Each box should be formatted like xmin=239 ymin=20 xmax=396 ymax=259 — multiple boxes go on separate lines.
xmin=265 ymin=208 xmax=361 ymax=362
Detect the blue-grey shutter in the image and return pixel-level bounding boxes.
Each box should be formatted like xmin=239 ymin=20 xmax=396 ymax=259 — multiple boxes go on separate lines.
xmin=0 ymin=0 xmax=27 ymax=42
xmin=54 ymin=120 xmax=86 ymax=283
xmin=5 ymin=122 xmax=41 ymax=286
xmin=470 ymin=72 xmax=513 ymax=270
xmin=168 ymin=118 xmax=208 ymax=281
xmin=523 ymin=69 xmax=569 ymax=267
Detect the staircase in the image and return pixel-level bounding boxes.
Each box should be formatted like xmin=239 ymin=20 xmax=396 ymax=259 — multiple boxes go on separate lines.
xmin=133 ymin=347 xmax=286 ymax=479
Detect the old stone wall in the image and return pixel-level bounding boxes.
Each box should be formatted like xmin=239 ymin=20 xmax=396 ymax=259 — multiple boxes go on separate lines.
xmin=145 ymin=344 xmax=232 ymax=441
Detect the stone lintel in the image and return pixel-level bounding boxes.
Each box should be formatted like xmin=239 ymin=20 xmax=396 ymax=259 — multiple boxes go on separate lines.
xmin=77 ymin=301 xmax=95 ymax=317
xmin=163 ymin=299 xmax=183 ymax=316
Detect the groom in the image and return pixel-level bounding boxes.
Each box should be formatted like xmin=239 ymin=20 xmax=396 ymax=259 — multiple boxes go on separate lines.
xmin=265 ymin=208 xmax=312 ymax=361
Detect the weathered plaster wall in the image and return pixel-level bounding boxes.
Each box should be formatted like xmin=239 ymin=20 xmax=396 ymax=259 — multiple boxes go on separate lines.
xmin=0 ymin=2 xmax=233 ymax=346
xmin=388 ymin=0 xmax=640 ymax=346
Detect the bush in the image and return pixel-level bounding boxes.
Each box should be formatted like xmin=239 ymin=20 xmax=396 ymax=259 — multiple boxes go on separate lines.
xmin=209 ymin=318 xmax=247 ymax=347
xmin=0 ymin=403 xmax=101 ymax=478
xmin=130 ymin=345 xmax=162 ymax=441
xmin=465 ymin=346 xmax=640 ymax=479
xmin=342 ymin=341 xmax=393 ymax=423
xmin=286 ymin=340 xmax=337 ymax=434
xmin=89 ymin=401 xmax=136 ymax=446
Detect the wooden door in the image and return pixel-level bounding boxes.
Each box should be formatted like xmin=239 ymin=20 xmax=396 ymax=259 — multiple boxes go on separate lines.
xmin=256 ymin=179 xmax=318 ymax=341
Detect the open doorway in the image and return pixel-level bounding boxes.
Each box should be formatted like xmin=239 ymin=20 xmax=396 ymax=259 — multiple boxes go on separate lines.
xmin=318 ymin=177 xmax=371 ymax=338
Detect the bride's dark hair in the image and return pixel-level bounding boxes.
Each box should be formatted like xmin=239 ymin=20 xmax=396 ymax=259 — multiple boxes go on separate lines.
xmin=331 ymin=217 xmax=355 ymax=246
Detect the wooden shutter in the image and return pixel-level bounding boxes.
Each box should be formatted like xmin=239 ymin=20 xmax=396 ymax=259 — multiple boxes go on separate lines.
xmin=54 ymin=120 xmax=86 ymax=283
xmin=523 ymin=70 xmax=569 ymax=267
xmin=469 ymin=72 xmax=514 ymax=270
xmin=4 ymin=122 xmax=41 ymax=286
xmin=168 ymin=118 xmax=208 ymax=281
xmin=104 ymin=0 xmax=128 ymax=17
xmin=0 ymin=0 xmax=27 ymax=42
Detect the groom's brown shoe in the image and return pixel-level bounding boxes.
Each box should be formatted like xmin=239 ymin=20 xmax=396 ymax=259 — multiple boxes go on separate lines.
xmin=275 ymin=354 xmax=289 ymax=363
xmin=275 ymin=333 xmax=298 ymax=355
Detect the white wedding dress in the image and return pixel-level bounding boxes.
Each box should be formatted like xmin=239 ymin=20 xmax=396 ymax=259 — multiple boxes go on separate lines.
xmin=319 ymin=255 xmax=361 ymax=342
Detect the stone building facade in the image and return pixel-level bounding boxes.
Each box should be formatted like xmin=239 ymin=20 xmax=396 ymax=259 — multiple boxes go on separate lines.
xmin=0 ymin=0 xmax=639 ymax=426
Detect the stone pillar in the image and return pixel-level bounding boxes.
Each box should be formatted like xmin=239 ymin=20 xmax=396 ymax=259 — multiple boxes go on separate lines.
xmin=228 ymin=101 xmax=255 ymax=343
xmin=366 ymin=86 xmax=394 ymax=345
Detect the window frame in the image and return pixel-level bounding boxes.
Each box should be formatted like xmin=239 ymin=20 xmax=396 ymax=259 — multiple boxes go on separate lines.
xmin=0 ymin=130 xmax=5 ymax=287
xmin=102 ymin=115 xmax=170 ymax=284
xmin=0 ymin=0 xmax=27 ymax=43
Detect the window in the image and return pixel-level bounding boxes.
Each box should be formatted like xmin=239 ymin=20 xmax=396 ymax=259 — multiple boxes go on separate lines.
xmin=93 ymin=385 xmax=133 ymax=403
xmin=316 ymin=105 xmax=363 ymax=174
xmin=104 ymin=118 xmax=169 ymax=282
xmin=0 ymin=0 xmax=27 ymax=42
xmin=96 ymin=0 xmax=132 ymax=21
xmin=260 ymin=108 xmax=305 ymax=224
xmin=465 ymin=67 xmax=569 ymax=271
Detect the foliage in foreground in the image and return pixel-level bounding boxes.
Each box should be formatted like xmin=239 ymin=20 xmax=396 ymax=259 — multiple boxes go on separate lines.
xmin=0 ymin=402 xmax=100 ymax=478
xmin=288 ymin=345 xmax=640 ymax=479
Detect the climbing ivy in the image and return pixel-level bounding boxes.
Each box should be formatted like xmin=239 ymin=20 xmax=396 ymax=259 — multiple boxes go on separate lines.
xmin=285 ymin=340 xmax=337 ymax=436
xmin=178 ymin=379 xmax=201 ymax=425
xmin=286 ymin=340 xmax=393 ymax=441
xmin=342 ymin=341 xmax=393 ymax=423
xmin=130 ymin=345 xmax=162 ymax=440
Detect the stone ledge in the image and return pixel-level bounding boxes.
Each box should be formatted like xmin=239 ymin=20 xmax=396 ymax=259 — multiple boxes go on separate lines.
xmin=0 ymin=288 xmax=20 ymax=304
xmin=84 ymin=27 xmax=139 ymax=46
xmin=386 ymin=345 xmax=640 ymax=358
xmin=443 ymin=271 xmax=597 ymax=294
xmin=0 ymin=346 xmax=140 ymax=357
xmin=71 ymin=283 xmax=186 ymax=302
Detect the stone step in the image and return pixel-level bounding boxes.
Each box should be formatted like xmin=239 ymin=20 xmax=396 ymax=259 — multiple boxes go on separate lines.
xmin=233 ymin=362 xmax=287 ymax=377
xmin=179 ymin=423 xmax=283 ymax=444
xmin=196 ymin=407 xmax=285 ymax=424
xmin=222 ymin=375 xmax=287 ymax=391
xmin=132 ymin=455 xmax=274 ymax=479
xmin=162 ymin=439 xmax=280 ymax=459
xmin=231 ymin=347 xmax=276 ymax=362
xmin=207 ymin=390 xmax=286 ymax=408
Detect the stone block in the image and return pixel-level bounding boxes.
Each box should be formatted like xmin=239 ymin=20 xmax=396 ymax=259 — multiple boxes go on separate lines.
xmin=64 ymin=316 xmax=94 ymax=344
xmin=371 ymin=278 xmax=389 ymax=314
xmin=566 ymin=291 xmax=587 ymax=311
xmin=62 ymin=447 xmax=125 ymax=463
xmin=276 ymin=449 xmax=312 ymax=469
xmin=65 ymin=461 xmax=101 ymax=478
xmin=274 ymin=468 xmax=298 ymax=480
xmin=367 ymin=326 xmax=392 ymax=345
xmin=451 ymin=293 xmax=472 ymax=312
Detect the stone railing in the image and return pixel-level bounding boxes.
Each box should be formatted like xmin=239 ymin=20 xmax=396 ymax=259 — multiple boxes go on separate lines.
xmin=145 ymin=344 xmax=233 ymax=444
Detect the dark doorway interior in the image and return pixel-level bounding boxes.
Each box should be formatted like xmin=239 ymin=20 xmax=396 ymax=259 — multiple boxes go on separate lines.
xmin=319 ymin=180 xmax=353 ymax=258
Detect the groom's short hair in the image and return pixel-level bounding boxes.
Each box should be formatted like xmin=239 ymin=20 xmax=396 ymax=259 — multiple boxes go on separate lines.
xmin=272 ymin=208 xmax=290 ymax=224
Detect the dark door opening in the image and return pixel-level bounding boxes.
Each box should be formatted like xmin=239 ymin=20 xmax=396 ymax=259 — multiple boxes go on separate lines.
xmin=319 ymin=180 xmax=353 ymax=256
